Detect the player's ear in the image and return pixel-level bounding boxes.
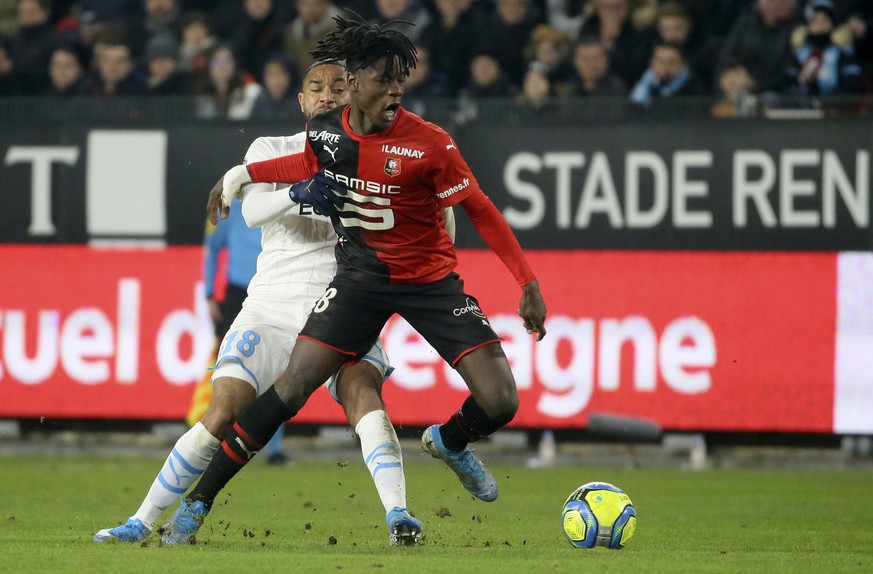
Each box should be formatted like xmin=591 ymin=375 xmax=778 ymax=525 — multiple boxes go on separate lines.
xmin=347 ymin=72 xmax=358 ymax=91
xmin=297 ymin=92 xmax=304 ymax=113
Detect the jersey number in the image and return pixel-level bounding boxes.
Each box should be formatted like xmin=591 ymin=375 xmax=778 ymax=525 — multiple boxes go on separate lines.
xmin=340 ymin=191 xmax=395 ymax=231
xmin=313 ymin=288 xmax=337 ymax=313
xmin=221 ymin=330 xmax=262 ymax=358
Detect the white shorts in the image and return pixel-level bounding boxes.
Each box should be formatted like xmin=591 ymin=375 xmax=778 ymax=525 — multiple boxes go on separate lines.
xmin=211 ymin=295 xmax=392 ymax=401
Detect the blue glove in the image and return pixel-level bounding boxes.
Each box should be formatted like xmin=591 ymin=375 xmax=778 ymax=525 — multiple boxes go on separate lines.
xmin=288 ymin=170 xmax=346 ymax=216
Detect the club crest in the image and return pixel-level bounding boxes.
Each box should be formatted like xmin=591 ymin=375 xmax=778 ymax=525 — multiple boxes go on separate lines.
xmin=384 ymin=157 xmax=401 ymax=177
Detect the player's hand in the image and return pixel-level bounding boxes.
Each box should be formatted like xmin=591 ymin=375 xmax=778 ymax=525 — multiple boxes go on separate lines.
xmin=288 ymin=170 xmax=347 ymax=216
xmin=221 ymin=164 xmax=252 ymax=208
xmin=518 ymin=279 xmax=547 ymax=340
xmin=207 ymin=176 xmax=230 ymax=224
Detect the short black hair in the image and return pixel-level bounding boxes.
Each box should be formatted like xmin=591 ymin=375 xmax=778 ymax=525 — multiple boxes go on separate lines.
xmin=302 ymin=58 xmax=345 ymax=81
xmin=309 ymin=10 xmax=417 ymax=78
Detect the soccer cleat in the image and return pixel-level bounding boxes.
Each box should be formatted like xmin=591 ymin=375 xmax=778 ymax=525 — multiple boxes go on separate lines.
xmin=421 ymin=424 xmax=498 ymax=502
xmin=386 ymin=507 xmax=422 ymax=546
xmin=159 ymin=499 xmax=209 ymax=545
xmin=93 ymin=517 xmax=151 ymax=543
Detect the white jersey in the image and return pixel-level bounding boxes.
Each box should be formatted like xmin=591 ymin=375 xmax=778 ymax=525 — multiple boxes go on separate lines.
xmin=241 ymin=132 xmax=337 ymax=299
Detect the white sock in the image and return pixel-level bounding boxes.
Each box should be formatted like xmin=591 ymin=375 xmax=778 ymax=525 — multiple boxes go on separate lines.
xmin=132 ymin=422 xmax=220 ymax=529
xmin=356 ymin=410 xmax=406 ymax=514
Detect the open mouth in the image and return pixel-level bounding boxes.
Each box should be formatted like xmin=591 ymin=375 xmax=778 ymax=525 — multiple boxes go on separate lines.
xmin=385 ymin=103 xmax=400 ymax=119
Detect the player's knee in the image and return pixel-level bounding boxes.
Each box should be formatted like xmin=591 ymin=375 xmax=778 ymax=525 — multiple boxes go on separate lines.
xmin=492 ymin=390 xmax=519 ymax=425
xmin=338 ymin=373 xmax=384 ymax=427
xmin=200 ymin=405 xmax=235 ymax=438
xmin=479 ymin=385 xmax=519 ymax=425
xmin=275 ymin=363 xmax=323 ymax=410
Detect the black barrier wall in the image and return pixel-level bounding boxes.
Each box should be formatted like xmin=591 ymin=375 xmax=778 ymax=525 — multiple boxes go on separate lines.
xmin=1 ymin=117 xmax=871 ymax=250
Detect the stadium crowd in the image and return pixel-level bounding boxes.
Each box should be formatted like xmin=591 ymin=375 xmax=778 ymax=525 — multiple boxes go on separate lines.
xmin=1 ymin=0 xmax=872 ymax=118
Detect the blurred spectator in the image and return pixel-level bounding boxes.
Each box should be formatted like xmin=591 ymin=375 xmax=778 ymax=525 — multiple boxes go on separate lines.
xmin=79 ymin=28 xmax=147 ymax=96
xmin=547 ymin=0 xmax=586 ymax=40
xmin=77 ymin=0 xmax=144 ymax=47
xmin=195 ymin=43 xmax=261 ymax=118
xmin=461 ymin=52 xmax=517 ymax=98
xmin=127 ymin=0 xmax=181 ymax=59
xmin=524 ymin=24 xmax=573 ymax=86
xmin=249 ymin=52 xmax=300 ymax=118
xmin=370 ymin=0 xmax=430 ymax=43
xmin=640 ymin=1 xmax=718 ymax=91
xmin=577 ymin=0 xmax=650 ymax=88
xmin=178 ymin=11 xmax=216 ymax=74
xmin=402 ymin=43 xmax=451 ymax=116
xmin=0 ymin=35 xmax=20 ymax=95
xmin=205 ymin=0 xmax=247 ymax=39
xmin=561 ymin=34 xmax=626 ymax=96
xmin=710 ymin=58 xmax=758 ymax=118
xmin=145 ymin=32 xmax=193 ymax=95
xmin=629 ymin=40 xmax=706 ymax=107
xmin=785 ymin=0 xmax=862 ymax=96
xmin=716 ymin=0 xmax=802 ymax=94
xmin=9 ymin=0 xmax=60 ymax=94
xmin=46 ymin=42 xmax=87 ymax=95
xmin=283 ymin=0 xmax=340 ymax=80
xmin=474 ymin=0 xmax=541 ymax=89
xmin=230 ymin=0 xmax=285 ymax=82
xmin=513 ymin=64 xmax=558 ymax=116
xmin=843 ymin=0 xmax=873 ymax=79
xmin=419 ymin=0 xmax=482 ymax=94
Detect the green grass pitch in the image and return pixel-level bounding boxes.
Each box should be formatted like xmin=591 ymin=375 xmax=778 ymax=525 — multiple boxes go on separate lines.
xmin=1 ymin=455 xmax=871 ymax=573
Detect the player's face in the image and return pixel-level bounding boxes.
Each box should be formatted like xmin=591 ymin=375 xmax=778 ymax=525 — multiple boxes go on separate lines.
xmin=349 ymin=57 xmax=406 ymax=133
xmin=298 ymin=63 xmax=348 ymax=120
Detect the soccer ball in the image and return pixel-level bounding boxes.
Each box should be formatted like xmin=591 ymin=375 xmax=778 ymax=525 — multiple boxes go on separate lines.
xmin=561 ymin=482 xmax=636 ymax=549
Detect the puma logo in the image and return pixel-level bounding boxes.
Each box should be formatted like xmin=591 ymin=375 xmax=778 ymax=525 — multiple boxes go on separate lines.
xmin=324 ymin=145 xmax=338 ymax=161
xmin=446 ymin=143 xmax=456 ymax=151
xmin=234 ymin=437 xmax=257 ymax=460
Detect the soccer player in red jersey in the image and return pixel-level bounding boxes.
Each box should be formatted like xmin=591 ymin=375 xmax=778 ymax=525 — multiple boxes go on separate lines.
xmin=161 ymin=12 xmax=547 ymax=544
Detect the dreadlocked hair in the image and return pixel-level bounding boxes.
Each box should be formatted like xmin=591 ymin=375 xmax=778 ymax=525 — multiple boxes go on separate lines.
xmin=310 ymin=10 xmax=417 ymax=79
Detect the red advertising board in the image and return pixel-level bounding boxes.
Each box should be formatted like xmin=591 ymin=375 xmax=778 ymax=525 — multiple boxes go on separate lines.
xmin=0 ymin=245 xmax=842 ymax=432
xmin=2 ymin=245 xmax=212 ymax=419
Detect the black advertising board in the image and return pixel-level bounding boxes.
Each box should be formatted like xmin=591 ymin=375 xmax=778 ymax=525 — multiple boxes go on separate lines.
xmin=1 ymin=117 xmax=871 ymax=250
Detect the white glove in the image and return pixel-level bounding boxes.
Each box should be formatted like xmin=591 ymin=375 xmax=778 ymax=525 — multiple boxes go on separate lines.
xmin=221 ymin=164 xmax=253 ymax=208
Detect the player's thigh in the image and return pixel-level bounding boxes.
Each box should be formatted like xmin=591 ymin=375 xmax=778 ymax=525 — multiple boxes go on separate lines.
xmin=399 ymin=274 xmax=501 ymax=367
xmin=299 ymin=282 xmax=391 ymax=357
xmin=213 ymin=299 xmax=304 ymax=397
xmin=328 ymin=339 xmax=393 ymax=409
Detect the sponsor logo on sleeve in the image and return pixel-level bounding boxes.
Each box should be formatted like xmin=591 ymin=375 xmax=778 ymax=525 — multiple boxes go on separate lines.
xmin=437 ymin=178 xmax=470 ymax=199
xmin=309 ymin=130 xmax=340 ymax=144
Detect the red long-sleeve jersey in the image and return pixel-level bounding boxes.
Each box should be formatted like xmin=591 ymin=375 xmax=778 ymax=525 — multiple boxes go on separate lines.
xmin=247 ymin=105 xmax=534 ymax=286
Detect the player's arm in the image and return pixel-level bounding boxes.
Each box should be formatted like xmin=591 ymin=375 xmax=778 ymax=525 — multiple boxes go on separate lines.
xmin=433 ymin=132 xmax=546 ymax=338
xmin=222 ymin=142 xmax=346 ymax=216
xmin=458 ymin=189 xmax=547 ymax=340
xmin=441 ymin=207 xmax=456 ymax=243
xmin=239 ymin=137 xmax=300 ymax=228
xmin=221 ymin=147 xmax=319 ymax=206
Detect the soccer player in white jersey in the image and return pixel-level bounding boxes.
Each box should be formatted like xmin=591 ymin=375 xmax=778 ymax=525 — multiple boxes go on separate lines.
xmin=94 ymin=61 xmax=434 ymax=546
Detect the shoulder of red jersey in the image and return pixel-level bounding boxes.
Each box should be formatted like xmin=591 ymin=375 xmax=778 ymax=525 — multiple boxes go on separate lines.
xmin=396 ymin=107 xmax=460 ymax=156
